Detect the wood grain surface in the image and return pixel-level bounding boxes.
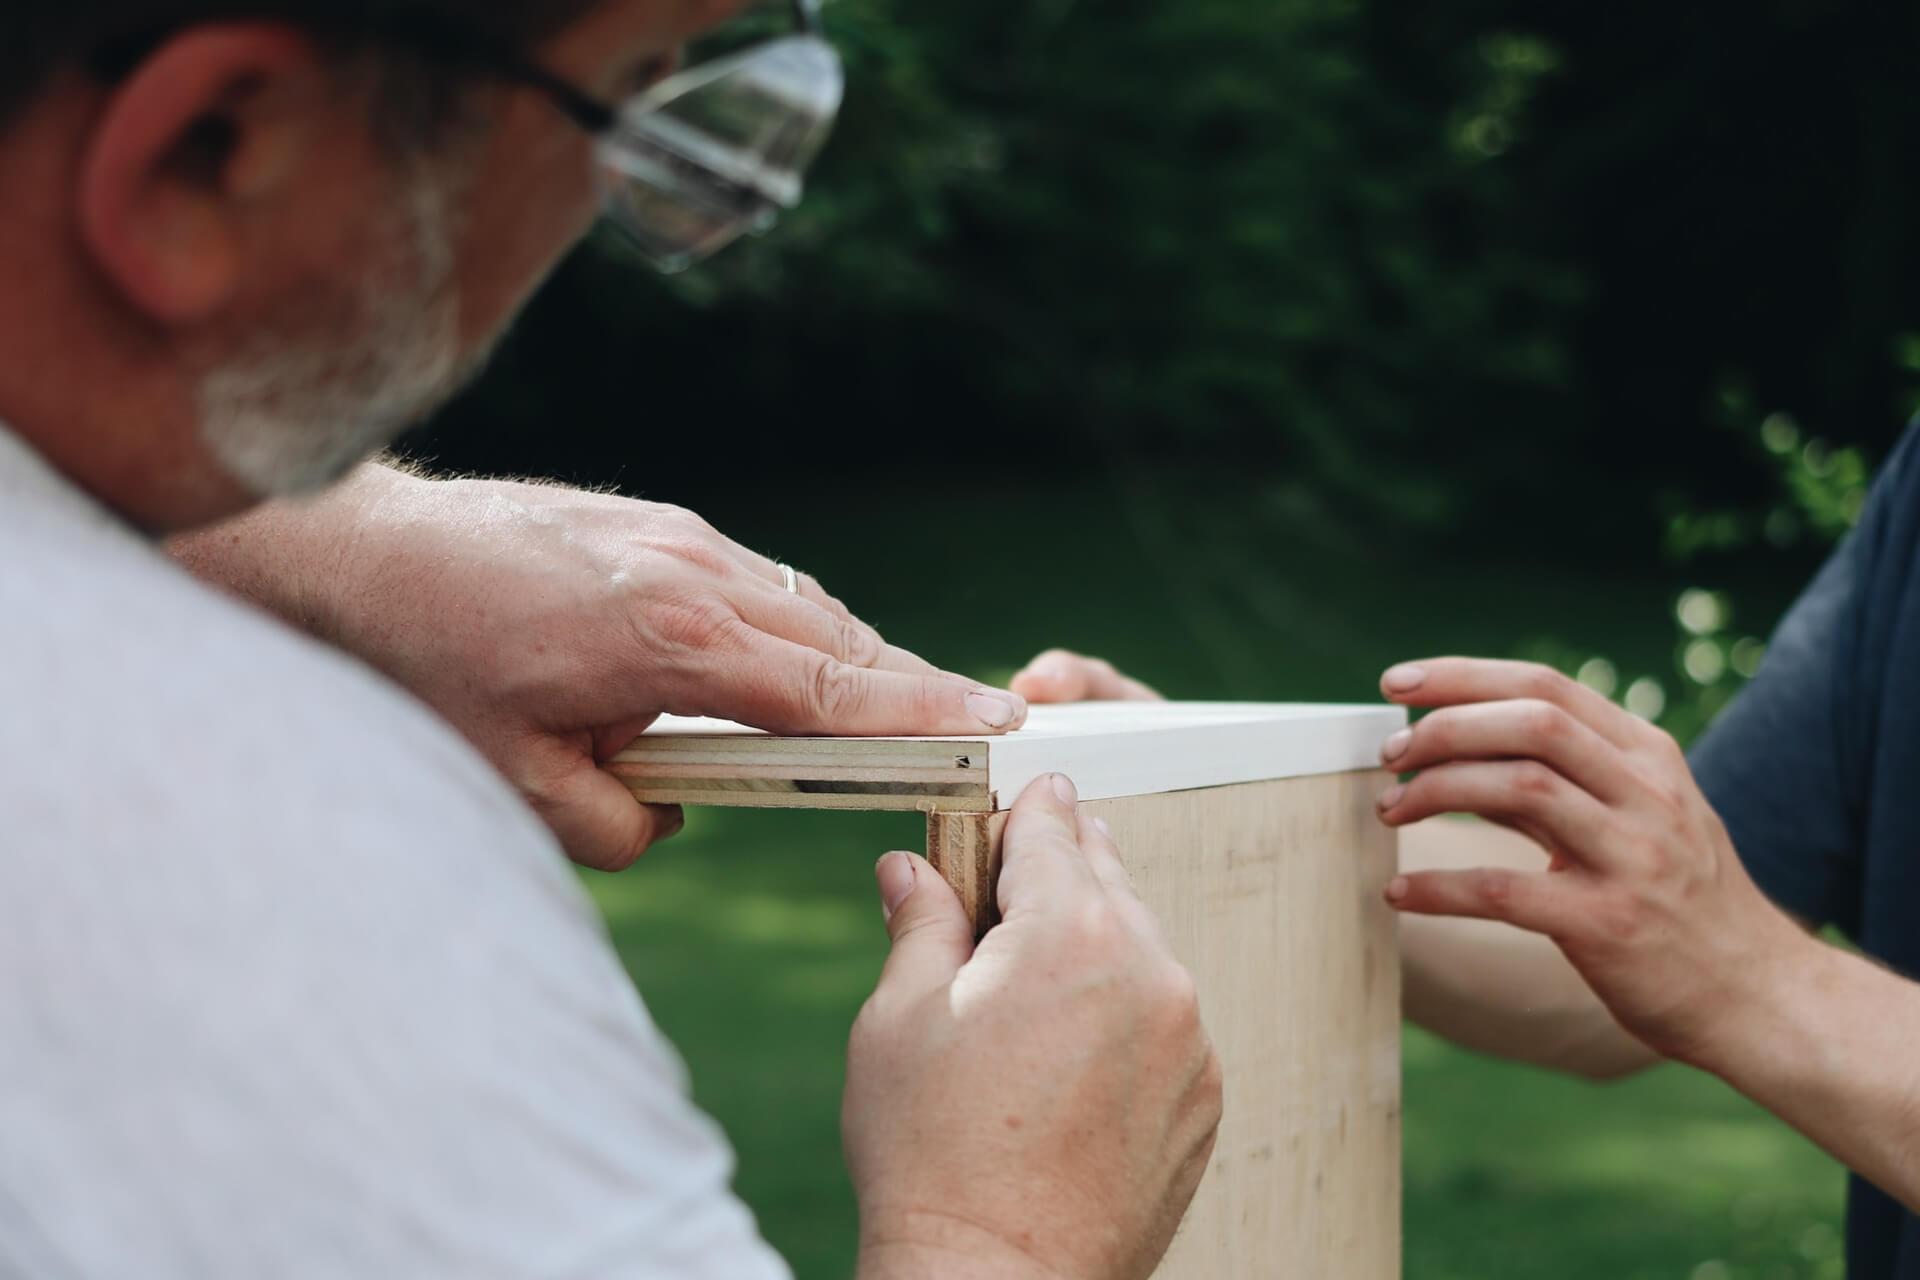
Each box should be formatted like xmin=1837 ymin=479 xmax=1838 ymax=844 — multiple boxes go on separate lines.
xmin=941 ymin=775 xmax=1403 ymax=1279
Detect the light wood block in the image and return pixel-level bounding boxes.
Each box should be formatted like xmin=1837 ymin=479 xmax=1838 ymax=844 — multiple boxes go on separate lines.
xmin=618 ymin=704 xmax=1403 ymax=1278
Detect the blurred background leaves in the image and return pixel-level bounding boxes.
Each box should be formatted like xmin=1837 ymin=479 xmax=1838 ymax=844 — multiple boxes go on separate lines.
xmin=420 ymin=0 xmax=1920 ymax=558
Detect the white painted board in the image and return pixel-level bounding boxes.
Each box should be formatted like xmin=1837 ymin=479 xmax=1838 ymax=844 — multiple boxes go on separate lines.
xmin=632 ymin=702 xmax=1406 ymax=810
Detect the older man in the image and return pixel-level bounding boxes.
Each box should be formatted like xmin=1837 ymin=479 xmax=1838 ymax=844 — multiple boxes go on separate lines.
xmin=0 ymin=3 xmax=1220 ymax=1277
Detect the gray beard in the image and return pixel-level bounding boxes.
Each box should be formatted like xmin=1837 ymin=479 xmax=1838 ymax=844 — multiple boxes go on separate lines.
xmin=195 ymin=168 xmax=477 ymax=499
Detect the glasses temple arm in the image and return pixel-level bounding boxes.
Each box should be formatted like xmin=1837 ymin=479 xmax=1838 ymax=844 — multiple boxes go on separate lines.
xmin=791 ymin=0 xmax=825 ymax=35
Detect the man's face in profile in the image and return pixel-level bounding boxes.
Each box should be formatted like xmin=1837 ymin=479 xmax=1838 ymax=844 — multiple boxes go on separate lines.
xmin=84 ymin=0 xmax=740 ymax=500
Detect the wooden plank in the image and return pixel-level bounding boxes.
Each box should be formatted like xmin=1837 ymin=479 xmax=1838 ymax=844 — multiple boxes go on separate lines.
xmin=1063 ymin=775 xmax=1401 ymax=1280
xmin=611 ymin=702 xmax=1405 ymax=813
xmin=601 ymin=782 xmax=989 ymax=814
xmin=925 ymin=810 xmax=1007 ymax=935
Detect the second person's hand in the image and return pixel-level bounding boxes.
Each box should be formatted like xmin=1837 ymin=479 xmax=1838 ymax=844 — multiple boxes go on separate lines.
xmin=1373 ymin=656 xmax=1816 ymax=1069
xmin=1010 ymin=648 xmax=1164 ymax=704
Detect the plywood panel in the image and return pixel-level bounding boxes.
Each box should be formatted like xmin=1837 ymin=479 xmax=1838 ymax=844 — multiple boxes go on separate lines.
xmin=611 ymin=702 xmax=1405 ymax=814
xmin=929 ymin=775 xmax=1401 ymax=1280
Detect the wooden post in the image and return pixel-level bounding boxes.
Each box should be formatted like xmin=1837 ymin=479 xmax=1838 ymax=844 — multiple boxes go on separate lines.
xmin=924 ymin=809 xmax=1006 ymax=935
xmin=612 ymin=704 xmax=1404 ymax=1278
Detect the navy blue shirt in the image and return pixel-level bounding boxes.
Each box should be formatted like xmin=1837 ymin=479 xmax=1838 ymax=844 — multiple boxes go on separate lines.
xmin=1691 ymin=421 xmax=1920 ymax=1278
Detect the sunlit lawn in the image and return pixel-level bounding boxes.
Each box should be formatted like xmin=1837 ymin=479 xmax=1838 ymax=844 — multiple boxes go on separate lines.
xmin=585 ymin=474 xmax=1839 ymax=1278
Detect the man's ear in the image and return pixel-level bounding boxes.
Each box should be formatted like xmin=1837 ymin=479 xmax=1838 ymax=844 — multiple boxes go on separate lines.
xmin=76 ymin=24 xmax=327 ymax=326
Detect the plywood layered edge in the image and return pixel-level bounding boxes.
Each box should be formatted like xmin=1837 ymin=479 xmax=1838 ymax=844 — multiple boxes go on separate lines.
xmin=610 ymin=702 xmax=1406 ymax=815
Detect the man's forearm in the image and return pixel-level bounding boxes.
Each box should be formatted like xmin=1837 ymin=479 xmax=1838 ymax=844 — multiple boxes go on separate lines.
xmin=1399 ymin=819 xmax=1660 ymax=1080
xmin=1701 ymin=936 xmax=1920 ymax=1213
xmin=166 ymin=461 xmax=415 ymax=638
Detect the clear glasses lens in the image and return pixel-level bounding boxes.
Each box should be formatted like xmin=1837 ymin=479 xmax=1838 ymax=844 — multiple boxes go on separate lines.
xmin=598 ymin=35 xmax=843 ymax=273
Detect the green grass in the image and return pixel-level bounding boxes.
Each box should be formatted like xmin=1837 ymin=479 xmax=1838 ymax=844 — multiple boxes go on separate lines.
xmin=583 ymin=472 xmax=1840 ymax=1278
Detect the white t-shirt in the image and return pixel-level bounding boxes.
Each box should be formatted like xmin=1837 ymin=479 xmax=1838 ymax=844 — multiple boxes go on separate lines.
xmin=0 ymin=426 xmax=791 ymax=1280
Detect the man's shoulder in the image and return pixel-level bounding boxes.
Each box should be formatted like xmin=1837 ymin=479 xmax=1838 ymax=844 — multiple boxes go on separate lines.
xmin=0 ymin=508 xmax=790 ymax=1280
xmin=0 ymin=502 xmax=538 ymax=854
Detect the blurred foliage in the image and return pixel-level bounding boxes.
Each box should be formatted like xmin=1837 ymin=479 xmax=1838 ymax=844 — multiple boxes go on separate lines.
xmin=1522 ymin=397 xmax=1876 ymax=744
xmin=419 ymin=0 xmax=1920 ymax=564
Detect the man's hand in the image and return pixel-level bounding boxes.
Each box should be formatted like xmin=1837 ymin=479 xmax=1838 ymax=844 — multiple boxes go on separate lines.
xmin=170 ymin=465 xmax=1028 ymax=871
xmin=845 ymin=775 xmax=1222 ymax=1280
xmin=1372 ymin=656 xmax=1817 ymax=1068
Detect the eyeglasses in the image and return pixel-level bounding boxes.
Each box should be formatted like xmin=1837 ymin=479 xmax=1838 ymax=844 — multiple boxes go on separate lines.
xmin=480 ymin=0 xmax=844 ymax=273
xmin=93 ymin=1 xmax=845 ymax=275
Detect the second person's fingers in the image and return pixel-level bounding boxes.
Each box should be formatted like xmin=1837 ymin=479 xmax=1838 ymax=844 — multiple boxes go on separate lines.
xmin=1382 ymin=699 xmax=1638 ymax=805
xmin=1011 ymin=649 xmax=1164 ymax=704
xmin=1377 ymin=759 xmax=1622 ymax=871
xmin=1380 ymin=657 xmax=1644 ymax=751
xmin=1385 ymin=865 xmax=1581 ymax=937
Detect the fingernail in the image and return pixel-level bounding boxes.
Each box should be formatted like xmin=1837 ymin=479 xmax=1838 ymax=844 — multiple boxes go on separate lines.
xmin=1383 ymin=664 xmax=1427 ymax=694
xmin=660 ymin=811 xmax=687 ymax=839
xmin=1385 ymin=876 xmax=1410 ymax=903
xmin=1051 ymin=773 xmax=1078 ymax=805
xmin=876 ymin=852 xmax=916 ymax=922
xmin=966 ymin=690 xmax=1019 ymax=728
xmin=1092 ymin=817 xmax=1113 ymax=838
xmin=1381 ymin=729 xmax=1412 ymax=763
xmin=1377 ymin=783 xmax=1405 ymax=810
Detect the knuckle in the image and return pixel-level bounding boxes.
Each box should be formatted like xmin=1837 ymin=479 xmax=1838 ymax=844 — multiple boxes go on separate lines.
xmin=1412 ymin=710 xmax=1451 ymax=753
xmin=839 ymin=618 xmax=884 ymax=668
xmin=1648 ymin=726 xmax=1688 ymax=766
xmin=1154 ymin=964 xmax=1204 ymax=1030
xmin=1523 ymin=699 xmax=1570 ymax=741
xmin=1510 ymin=760 xmax=1561 ymax=799
xmin=659 ymin=502 xmax=713 ymax=535
xmin=1522 ymin=663 xmax=1570 ymax=701
xmin=1472 ymin=868 xmax=1516 ymax=905
xmin=1593 ymin=893 xmax=1648 ymax=948
xmin=1638 ymin=837 xmax=1674 ymax=877
xmin=664 ymin=538 xmax=731 ymax=577
xmin=1066 ymin=898 xmax=1127 ymax=952
xmin=1632 ymin=763 xmax=1687 ymax=813
xmin=1199 ymin=1047 xmax=1226 ymax=1110
xmin=1190 ymin=1043 xmax=1221 ymax=1097
xmin=808 ymin=578 xmax=855 ymax=620
xmin=807 ymin=657 xmax=869 ymax=722
xmin=651 ymin=593 xmax=737 ymax=653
